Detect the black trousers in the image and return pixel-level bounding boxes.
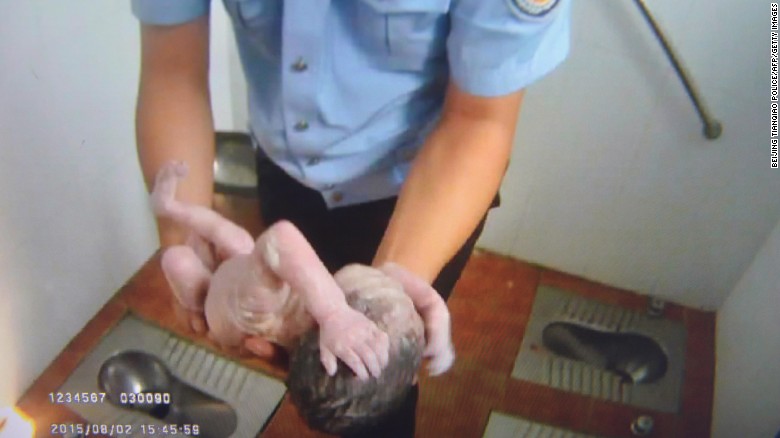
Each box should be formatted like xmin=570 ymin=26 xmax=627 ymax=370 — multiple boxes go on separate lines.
xmin=255 ymin=151 xmax=495 ymax=437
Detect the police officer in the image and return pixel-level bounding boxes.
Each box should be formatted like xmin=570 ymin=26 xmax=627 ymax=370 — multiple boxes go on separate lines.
xmin=132 ymin=0 xmax=570 ymax=436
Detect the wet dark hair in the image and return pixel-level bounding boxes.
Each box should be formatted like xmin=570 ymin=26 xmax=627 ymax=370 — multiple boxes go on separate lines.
xmin=286 ymin=290 xmax=424 ymax=435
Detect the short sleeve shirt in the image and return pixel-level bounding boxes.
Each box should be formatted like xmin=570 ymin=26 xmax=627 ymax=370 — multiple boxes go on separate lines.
xmin=132 ymin=0 xmax=571 ymax=208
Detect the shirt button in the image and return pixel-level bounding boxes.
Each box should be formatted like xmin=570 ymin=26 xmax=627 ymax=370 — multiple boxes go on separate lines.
xmin=291 ymin=57 xmax=308 ymax=72
xmin=306 ymin=156 xmax=321 ymax=166
xmin=294 ymin=120 xmax=309 ymax=131
xmin=331 ymin=191 xmax=344 ymax=203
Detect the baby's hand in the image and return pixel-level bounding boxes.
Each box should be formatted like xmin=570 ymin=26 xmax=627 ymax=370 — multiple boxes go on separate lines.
xmin=254 ymin=221 xmax=391 ymax=380
xmin=317 ymin=305 xmax=390 ymax=381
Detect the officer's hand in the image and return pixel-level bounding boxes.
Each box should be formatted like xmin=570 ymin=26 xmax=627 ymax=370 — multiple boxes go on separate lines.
xmin=380 ymin=263 xmax=455 ymax=376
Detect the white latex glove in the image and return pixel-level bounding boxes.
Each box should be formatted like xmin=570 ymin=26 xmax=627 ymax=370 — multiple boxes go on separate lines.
xmin=380 ymin=263 xmax=455 ymax=376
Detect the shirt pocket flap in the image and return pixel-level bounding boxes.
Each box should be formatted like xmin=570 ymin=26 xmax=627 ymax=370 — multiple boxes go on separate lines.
xmin=223 ymin=0 xmax=278 ymax=27
xmin=359 ymin=0 xmax=450 ymax=14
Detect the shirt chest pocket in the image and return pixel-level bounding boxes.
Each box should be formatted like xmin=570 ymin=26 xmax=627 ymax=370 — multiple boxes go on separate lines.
xmin=222 ymin=0 xmax=282 ymax=59
xmin=355 ymin=0 xmax=451 ymax=71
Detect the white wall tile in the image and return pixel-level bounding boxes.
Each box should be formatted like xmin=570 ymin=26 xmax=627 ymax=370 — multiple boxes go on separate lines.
xmin=570 ymin=0 xmax=693 ymax=72
xmin=674 ymin=0 xmax=766 ymax=101
xmin=712 ymin=217 xmax=780 ymax=438
xmin=481 ymin=0 xmax=779 ymax=309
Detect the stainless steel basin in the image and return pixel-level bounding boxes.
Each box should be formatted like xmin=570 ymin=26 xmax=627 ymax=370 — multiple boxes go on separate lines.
xmin=214 ymin=131 xmax=257 ymax=197
xmin=97 ymin=351 xmax=238 ymax=438
xmin=511 ymin=286 xmax=687 ymax=413
xmin=57 ymin=315 xmax=286 ymax=437
xmin=542 ymin=322 xmax=668 ymax=384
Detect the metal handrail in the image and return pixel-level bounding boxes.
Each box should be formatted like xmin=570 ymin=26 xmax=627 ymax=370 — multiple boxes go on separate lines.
xmin=632 ymin=0 xmax=723 ymax=140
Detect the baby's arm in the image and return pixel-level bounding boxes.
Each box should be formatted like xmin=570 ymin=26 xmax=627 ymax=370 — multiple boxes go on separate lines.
xmin=151 ymin=161 xmax=254 ymax=257
xmin=253 ymin=220 xmax=390 ymax=380
xmin=380 ymin=263 xmax=455 ymax=375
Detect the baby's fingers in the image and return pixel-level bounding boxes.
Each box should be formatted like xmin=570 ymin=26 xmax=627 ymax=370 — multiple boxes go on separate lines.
xmin=336 ymin=346 xmax=369 ymax=381
xmin=320 ymin=347 xmax=338 ymax=377
xmin=352 ymin=320 xmax=388 ymax=377
xmin=173 ymin=303 xmax=207 ymax=334
xmin=189 ymin=312 xmax=207 ymax=334
xmin=243 ymin=336 xmax=277 ymax=359
xmin=372 ymin=329 xmax=390 ymax=369
xmin=355 ymin=341 xmax=382 ymax=379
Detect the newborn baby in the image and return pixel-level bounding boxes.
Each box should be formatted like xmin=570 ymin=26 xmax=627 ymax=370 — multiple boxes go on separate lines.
xmin=286 ymin=264 xmax=427 ymax=434
xmin=151 ymin=161 xmax=455 ymax=433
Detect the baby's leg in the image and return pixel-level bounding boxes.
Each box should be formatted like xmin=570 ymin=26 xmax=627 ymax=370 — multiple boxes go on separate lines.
xmin=151 ymin=161 xmax=254 ymax=257
xmin=161 ymin=245 xmax=211 ymax=312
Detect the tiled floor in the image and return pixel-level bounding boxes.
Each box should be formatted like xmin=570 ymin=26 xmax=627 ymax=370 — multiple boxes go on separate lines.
xmin=483 ymin=411 xmax=600 ymax=438
xmin=412 ymin=250 xmax=715 ymax=438
xmin=17 ymin=192 xmax=714 ymax=438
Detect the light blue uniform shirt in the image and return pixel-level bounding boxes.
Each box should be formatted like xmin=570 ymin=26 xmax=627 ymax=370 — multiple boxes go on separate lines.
xmin=132 ymin=0 xmax=571 ymax=208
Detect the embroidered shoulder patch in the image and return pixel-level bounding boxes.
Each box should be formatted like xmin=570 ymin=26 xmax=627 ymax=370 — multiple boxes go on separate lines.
xmin=508 ymin=0 xmax=560 ymax=18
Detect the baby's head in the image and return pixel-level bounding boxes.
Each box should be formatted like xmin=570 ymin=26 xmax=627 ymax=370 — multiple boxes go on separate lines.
xmin=285 ymin=265 xmax=425 ymax=435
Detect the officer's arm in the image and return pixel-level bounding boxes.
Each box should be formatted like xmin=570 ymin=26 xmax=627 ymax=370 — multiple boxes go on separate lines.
xmin=136 ymin=16 xmax=216 ymax=247
xmin=373 ymin=82 xmax=524 ymax=282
